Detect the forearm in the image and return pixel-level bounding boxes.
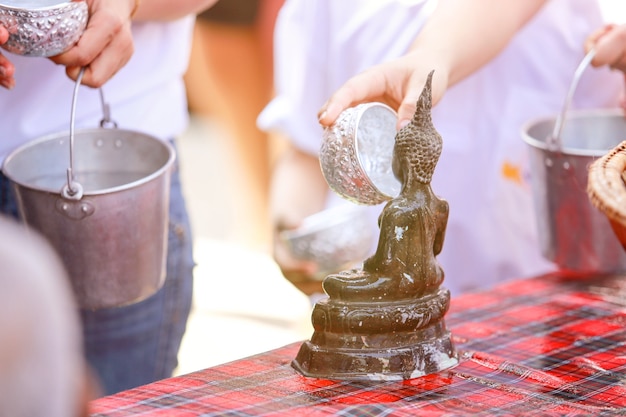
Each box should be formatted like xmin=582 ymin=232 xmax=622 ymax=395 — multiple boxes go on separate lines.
xmin=412 ymin=0 xmax=547 ymax=87
xmin=269 ymin=146 xmax=328 ymax=230
xmin=318 ymin=0 xmax=549 ymax=127
xmin=132 ymin=0 xmax=219 ymax=21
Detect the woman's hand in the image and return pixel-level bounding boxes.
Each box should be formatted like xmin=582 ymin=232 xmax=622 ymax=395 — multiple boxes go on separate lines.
xmin=50 ymin=0 xmax=137 ymax=88
xmin=318 ymin=0 xmax=547 ymax=130
xmin=273 ymin=224 xmax=322 ymax=295
xmin=318 ymin=52 xmax=449 ymax=131
xmin=586 ymin=23 xmax=626 ymax=72
xmin=586 ymin=24 xmax=626 ymax=112
xmin=0 ymin=25 xmax=15 ymax=89
xmin=269 ymin=147 xmax=330 ymax=295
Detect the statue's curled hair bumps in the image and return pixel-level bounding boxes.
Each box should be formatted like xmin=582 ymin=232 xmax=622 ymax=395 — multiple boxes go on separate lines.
xmin=393 ymin=70 xmax=442 ymax=184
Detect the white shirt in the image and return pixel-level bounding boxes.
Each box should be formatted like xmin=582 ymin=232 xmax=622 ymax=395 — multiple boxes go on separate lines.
xmin=0 ymin=16 xmax=195 ymax=163
xmin=259 ymin=0 xmax=624 ymax=295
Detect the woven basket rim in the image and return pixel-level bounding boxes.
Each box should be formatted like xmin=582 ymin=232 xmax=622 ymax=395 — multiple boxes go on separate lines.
xmin=587 ymin=140 xmax=626 ymax=226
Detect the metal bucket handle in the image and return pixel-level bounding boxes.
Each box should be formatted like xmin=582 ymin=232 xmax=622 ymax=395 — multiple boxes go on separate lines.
xmin=547 ymin=48 xmax=597 ymax=152
xmin=61 ymin=67 xmax=117 ymax=201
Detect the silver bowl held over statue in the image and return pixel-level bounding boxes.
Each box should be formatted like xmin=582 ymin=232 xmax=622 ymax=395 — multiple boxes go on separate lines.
xmin=320 ymin=102 xmax=401 ymax=205
xmin=0 ymin=0 xmax=88 ymax=57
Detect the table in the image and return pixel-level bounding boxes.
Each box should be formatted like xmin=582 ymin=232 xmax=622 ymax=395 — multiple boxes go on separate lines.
xmin=90 ymin=272 xmax=626 ymax=416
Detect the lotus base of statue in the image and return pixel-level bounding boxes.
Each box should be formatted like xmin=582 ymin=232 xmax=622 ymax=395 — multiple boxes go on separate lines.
xmin=292 ymin=287 xmax=457 ymax=380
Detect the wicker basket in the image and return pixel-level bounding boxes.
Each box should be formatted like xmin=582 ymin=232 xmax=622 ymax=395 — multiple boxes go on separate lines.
xmin=588 ymin=141 xmax=626 ymax=250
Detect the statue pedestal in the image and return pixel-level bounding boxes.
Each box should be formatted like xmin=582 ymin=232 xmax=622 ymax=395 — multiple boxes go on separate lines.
xmin=292 ymin=288 xmax=458 ymax=380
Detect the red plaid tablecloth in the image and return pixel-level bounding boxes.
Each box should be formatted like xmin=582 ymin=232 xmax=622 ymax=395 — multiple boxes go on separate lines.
xmin=90 ymin=272 xmax=626 ymax=416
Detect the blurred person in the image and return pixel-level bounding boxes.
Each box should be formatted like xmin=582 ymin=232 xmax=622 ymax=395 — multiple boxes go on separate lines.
xmin=0 ymin=0 xmax=219 ymax=395
xmin=259 ymin=0 xmax=625 ymax=297
xmin=184 ymin=0 xmax=285 ymax=252
xmin=0 ymin=215 xmax=98 ymax=417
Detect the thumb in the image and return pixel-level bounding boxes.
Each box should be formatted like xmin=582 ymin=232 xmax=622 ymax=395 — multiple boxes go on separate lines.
xmin=590 ymin=24 xmax=626 ymax=68
xmin=396 ymin=97 xmax=419 ymax=130
xmin=396 ymin=74 xmax=430 ymax=130
xmin=396 ymin=70 xmax=447 ymax=130
xmin=0 ymin=26 xmax=8 ymax=44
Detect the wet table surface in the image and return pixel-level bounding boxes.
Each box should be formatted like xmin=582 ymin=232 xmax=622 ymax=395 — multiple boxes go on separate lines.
xmin=90 ymin=272 xmax=626 ymax=416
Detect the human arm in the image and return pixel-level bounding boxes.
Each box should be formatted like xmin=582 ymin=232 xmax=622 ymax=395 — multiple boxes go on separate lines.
xmin=52 ymin=0 xmax=219 ymax=88
xmin=0 ymin=0 xmax=219 ymax=89
xmin=131 ymin=0 xmax=219 ymax=21
xmin=269 ymin=145 xmax=330 ymax=295
xmin=318 ymin=0 xmax=547 ymax=130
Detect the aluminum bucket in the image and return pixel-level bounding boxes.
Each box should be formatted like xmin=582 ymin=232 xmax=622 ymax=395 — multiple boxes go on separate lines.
xmin=1 ymin=77 xmax=175 ymax=309
xmin=522 ymin=109 xmax=626 ymax=273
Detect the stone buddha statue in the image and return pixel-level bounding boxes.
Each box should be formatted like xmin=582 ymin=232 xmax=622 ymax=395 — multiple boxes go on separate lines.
xmin=293 ymin=70 xmax=458 ymax=381
xmin=323 ymin=70 xmax=448 ymax=302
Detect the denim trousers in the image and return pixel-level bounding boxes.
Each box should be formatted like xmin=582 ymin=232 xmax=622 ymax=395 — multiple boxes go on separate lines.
xmin=0 ymin=145 xmax=195 ymax=396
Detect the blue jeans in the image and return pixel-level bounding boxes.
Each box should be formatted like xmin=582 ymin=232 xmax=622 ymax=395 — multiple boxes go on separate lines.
xmin=0 ymin=145 xmax=195 ymax=396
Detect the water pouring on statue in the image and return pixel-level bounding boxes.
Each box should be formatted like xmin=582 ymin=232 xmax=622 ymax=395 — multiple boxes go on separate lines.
xmin=323 ymin=70 xmax=448 ymax=302
xmin=293 ymin=70 xmax=458 ymax=381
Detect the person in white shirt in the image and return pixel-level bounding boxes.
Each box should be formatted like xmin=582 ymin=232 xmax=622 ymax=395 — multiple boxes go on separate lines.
xmin=259 ymin=0 xmax=624 ymax=297
xmin=0 ymin=0 xmax=218 ymax=396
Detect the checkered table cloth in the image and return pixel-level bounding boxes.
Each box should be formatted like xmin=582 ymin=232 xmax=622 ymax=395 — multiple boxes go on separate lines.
xmin=90 ymin=272 xmax=626 ymax=416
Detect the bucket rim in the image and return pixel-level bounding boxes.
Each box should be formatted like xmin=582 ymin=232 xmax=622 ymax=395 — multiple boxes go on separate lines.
xmin=1 ymin=127 xmax=176 ymax=196
xmin=521 ymin=108 xmax=624 ymax=156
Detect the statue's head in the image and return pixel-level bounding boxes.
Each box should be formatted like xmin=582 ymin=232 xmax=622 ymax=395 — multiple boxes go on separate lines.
xmin=392 ymin=70 xmax=443 ymax=185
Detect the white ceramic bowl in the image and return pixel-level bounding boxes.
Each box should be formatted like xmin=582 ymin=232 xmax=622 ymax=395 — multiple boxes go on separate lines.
xmin=0 ymin=0 xmax=88 ymax=57
xmin=319 ymin=102 xmax=400 ymax=205
xmin=279 ymin=205 xmax=376 ymax=280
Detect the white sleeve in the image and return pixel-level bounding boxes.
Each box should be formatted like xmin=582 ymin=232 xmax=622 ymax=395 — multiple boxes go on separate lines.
xmin=257 ymin=0 xmax=329 ymax=155
xmin=257 ymin=0 xmax=437 ymax=155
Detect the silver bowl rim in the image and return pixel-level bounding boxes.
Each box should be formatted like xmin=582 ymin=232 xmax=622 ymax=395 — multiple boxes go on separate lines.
xmin=1 ymin=128 xmax=176 ymax=196
xmin=321 ymin=101 xmax=400 ymax=205
xmin=279 ymin=204 xmax=371 ymax=241
xmin=0 ymin=0 xmax=85 ymax=13
xmin=521 ymin=108 xmax=625 ymax=157
xmin=352 ymin=102 xmax=398 ymax=199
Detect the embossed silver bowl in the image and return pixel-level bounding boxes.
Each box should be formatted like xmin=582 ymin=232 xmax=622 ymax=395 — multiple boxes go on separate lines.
xmin=0 ymin=0 xmax=88 ymax=57
xmin=279 ymin=204 xmax=376 ymax=280
xmin=319 ymin=102 xmax=400 ymax=205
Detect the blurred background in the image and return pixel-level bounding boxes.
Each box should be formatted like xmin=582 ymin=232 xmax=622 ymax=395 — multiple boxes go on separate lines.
xmin=173 ymin=0 xmax=314 ymax=376
xmin=173 ymin=0 xmax=626 ymax=376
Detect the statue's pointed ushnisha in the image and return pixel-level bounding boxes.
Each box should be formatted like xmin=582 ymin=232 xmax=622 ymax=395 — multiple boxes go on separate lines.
xmin=293 ymin=71 xmax=458 ymax=380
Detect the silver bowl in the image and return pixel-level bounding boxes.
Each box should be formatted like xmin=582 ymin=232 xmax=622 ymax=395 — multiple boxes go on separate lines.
xmin=319 ymin=102 xmax=400 ymax=205
xmin=279 ymin=205 xmax=376 ymax=280
xmin=0 ymin=0 xmax=88 ymax=57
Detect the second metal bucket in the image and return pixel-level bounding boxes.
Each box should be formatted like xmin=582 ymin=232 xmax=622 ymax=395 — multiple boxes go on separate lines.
xmin=2 ymin=78 xmax=175 ymax=309
xmin=522 ymin=109 xmax=626 ymax=273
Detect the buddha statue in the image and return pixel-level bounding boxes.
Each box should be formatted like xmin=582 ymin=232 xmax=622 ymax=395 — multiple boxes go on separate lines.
xmin=293 ymin=71 xmax=458 ymax=381
xmin=323 ymin=70 xmax=448 ymax=302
